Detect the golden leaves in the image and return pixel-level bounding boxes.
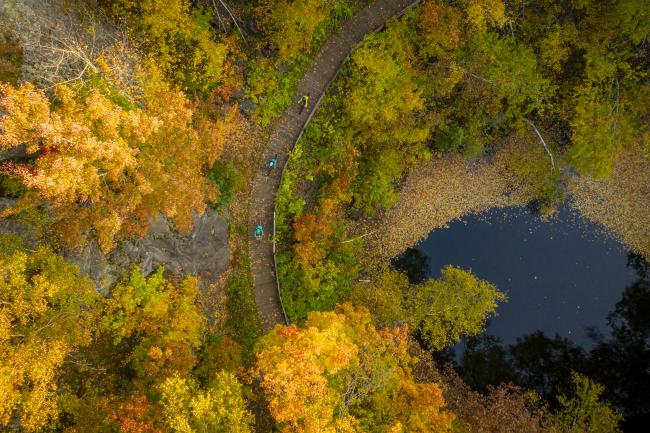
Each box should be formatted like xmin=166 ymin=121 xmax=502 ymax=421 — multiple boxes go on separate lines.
xmin=363 ymin=154 xmax=530 ymax=262
xmin=0 ymin=79 xmax=230 ymax=252
xmin=466 ymin=0 xmax=508 ymax=32
xmin=0 ymin=83 xmax=52 ymax=153
xmin=0 ymin=245 xmax=97 ymax=431
xmin=254 ymin=305 xmax=455 ymax=433
xmin=159 ymin=371 xmax=254 ymax=433
xmin=570 ymin=153 xmax=650 ymax=260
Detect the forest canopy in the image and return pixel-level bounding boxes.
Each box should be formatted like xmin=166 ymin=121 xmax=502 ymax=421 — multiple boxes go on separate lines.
xmin=0 ymin=0 xmax=646 ymax=432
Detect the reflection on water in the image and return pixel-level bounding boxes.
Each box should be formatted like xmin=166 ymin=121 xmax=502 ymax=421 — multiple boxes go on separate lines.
xmin=395 ymin=205 xmax=650 ymax=432
xmin=411 ymin=205 xmax=638 ymax=346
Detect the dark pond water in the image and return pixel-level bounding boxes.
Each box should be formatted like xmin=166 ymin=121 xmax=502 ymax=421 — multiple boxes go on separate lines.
xmin=412 ymin=205 xmax=639 ymax=347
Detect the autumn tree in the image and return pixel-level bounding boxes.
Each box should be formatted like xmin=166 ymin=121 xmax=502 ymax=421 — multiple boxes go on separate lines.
xmin=0 ymin=236 xmax=98 ymax=432
xmin=160 ymin=371 xmax=254 ymax=433
xmin=408 ymin=266 xmax=506 ymax=350
xmin=57 ymin=265 xmax=211 ymax=432
xmin=348 ymin=265 xmax=505 ymax=351
xmin=101 ymin=267 xmax=205 ymax=382
xmin=347 ymin=267 xmax=409 ymax=327
xmin=552 ymin=372 xmax=623 ymax=433
xmin=0 ymin=78 xmax=229 ymax=251
xmin=510 ymin=0 xmax=649 ymax=177
xmin=414 ymin=359 xmax=554 ymax=433
xmin=464 ymin=0 xmax=507 ymax=32
xmin=103 ymin=0 xmax=239 ymax=96
xmin=255 ymin=0 xmax=351 ymax=63
xmin=113 ymin=394 xmax=165 ymax=433
xmin=253 ymin=304 xmax=455 ymax=433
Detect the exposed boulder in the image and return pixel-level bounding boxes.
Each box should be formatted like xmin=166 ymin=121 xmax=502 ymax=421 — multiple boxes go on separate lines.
xmin=0 ymin=198 xmax=230 ymax=295
xmin=70 ymin=210 xmax=231 ymax=295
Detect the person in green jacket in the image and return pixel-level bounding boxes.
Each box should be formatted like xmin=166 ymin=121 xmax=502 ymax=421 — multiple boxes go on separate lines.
xmin=299 ymin=93 xmax=311 ymax=114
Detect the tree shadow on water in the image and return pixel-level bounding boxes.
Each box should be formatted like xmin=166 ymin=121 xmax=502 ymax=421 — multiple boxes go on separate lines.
xmin=446 ymin=252 xmax=650 ymax=432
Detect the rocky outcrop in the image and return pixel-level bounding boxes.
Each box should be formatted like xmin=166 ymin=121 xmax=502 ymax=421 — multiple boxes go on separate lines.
xmin=0 ymin=144 xmax=36 ymax=162
xmin=0 ymin=198 xmax=230 ymax=295
xmin=70 ymin=211 xmax=230 ymax=295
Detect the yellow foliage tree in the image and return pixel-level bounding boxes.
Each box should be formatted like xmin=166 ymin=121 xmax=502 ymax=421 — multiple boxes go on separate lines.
xmin=0 ymin=238 xmax=98 ymax=431
xmin=0 ymin=80 xmax=229 ymax=251
xmin=254 ymin=304 xmax=455 ymax=433
xmin=465 ymin=0 xmax=507 ymax=32
xmin=159 ymin=371 xmax=254 ymax=433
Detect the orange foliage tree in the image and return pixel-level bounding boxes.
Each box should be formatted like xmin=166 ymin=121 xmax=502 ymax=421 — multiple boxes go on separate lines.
xmin=293 ymin=197 xmax=339 ymax=269
xmin=0 ymin=79 xmax=231 ymax=251
xmin=253 ymin=304 xmax=455 ymax=433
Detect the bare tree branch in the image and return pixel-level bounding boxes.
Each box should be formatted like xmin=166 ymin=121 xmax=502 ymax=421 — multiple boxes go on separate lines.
xmin=339 ymin=230 xmax=378 ymax=244
xmin=2 ymin=0 xmax=141 ymax=100
xmin=205 ymin=0 xmax=248 ymax=45
xmin=522 ymin=118 xmax=555 ymax=170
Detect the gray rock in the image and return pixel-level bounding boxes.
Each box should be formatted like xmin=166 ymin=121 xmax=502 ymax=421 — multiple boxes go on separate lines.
xmin=69 ymin=210 xmax=231 ymax=294
xmin=0 ymin=198 xmax=39 ymax=247
xmin=0 ymin=199 xmax=230 ymax=295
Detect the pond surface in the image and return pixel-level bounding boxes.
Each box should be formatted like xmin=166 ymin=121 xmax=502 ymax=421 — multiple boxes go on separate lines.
xmin=412 ymin=205 xmax=639 ymax=347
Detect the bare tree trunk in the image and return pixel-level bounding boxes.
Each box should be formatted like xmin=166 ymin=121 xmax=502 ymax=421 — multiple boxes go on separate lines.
xmin=522 ymin=118 xmax=555 ymax=170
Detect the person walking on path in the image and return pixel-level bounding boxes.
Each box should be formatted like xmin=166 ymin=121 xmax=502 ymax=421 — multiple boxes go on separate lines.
xmin=254 ymin=224 xmax=264 ymax=241
xmin=266 ymin=154 xmax=278 ymax=175
xmin=298 ymin=93 xmax=311 ymax=114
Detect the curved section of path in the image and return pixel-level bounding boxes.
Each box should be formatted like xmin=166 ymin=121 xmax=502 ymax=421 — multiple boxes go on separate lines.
xmin=249 ymin=0 xmax=420 ymax=330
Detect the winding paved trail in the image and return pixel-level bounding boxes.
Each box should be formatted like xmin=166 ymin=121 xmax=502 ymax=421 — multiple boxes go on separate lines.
xmin=249 ymin=0 xmax=420 ymax=330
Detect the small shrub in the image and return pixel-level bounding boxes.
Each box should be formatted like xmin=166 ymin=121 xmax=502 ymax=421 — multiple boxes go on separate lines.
xmin=206 ymin=160 xmax=241 ymax=213
xmin=0 ymin=174 xmax=27 ymax=198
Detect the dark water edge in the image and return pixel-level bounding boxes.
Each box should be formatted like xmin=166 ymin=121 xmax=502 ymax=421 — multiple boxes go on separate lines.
xmin=414 ymin=204 xmax=638 ymax=347
xmin=393 ymin=205 xmax=650 ymax=432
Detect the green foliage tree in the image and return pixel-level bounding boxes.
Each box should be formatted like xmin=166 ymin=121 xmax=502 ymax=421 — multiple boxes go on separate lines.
xmin=407 ymin=265 xmax=507 ymax=351
xmin=205 ymin=160 xmax=241 ymax=213
xmin=513 ymin=0 xmax=649 ymax=177
xmin=553 ymin=372 xmax=623 ymax=433
xmin=343 ymin=18 xmax=430 ymax=214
